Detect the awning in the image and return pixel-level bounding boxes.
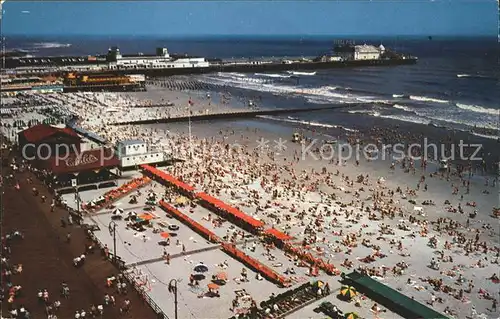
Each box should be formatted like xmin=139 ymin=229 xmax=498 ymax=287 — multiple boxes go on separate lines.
xmin=265 ymin=228 xmax=293 ymax=241
xmin=196 ymin=192 xmax=264 ymax=228
xmin=141 ymin=164 xmax=195 ymax=192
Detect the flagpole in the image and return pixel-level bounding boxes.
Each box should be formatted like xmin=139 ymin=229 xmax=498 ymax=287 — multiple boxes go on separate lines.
xmin=188 ymin=101 xmax=192 ymax=159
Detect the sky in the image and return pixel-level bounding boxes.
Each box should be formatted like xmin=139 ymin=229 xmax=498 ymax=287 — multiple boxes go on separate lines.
xmin=2 ymin=0 xmax=498 ymax=37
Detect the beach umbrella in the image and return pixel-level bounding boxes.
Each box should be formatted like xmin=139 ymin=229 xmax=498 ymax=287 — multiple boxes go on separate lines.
xmin=313 ymin=280 xmax=324 ymax=288
xmin=340 ymin=286 xmax=357 ymax=300
xmin=207 ymin=283 xmax=219 ymax=290
xmin=160 ymin=232 xmax=170 ymax=239
xmin=147 ymin=192 xmax=156 ymax=200
xmin=175 ymin=196 xmax=188 ymax=205
xmin=345 ymin=312 xmax=359 ymax=319
xmin=216 ymin=272 xmax=228 ymax=281
xmin=112 ymin=208 xmax=124 ymax=215
xmin=192 ymin=274 xmax=205 ymax=281
xmin=194 ymin=263 xmax=208 ymax=273
xmin=139 ymin=213 xmax=154 ymax=221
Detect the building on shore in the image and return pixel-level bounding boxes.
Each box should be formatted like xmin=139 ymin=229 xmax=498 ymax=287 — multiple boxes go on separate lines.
xmin=17 ymin=124 xmax=120 ymax=190
xmin=333 ymin=44 xmax=385 ymax=61
xmin=116 ymin=139 xmax=170 ymax=170
xmin=106 ymin=46 xmax=210 ymax=70
xmin=63 ymin=72 xmax=146 ymax=91
xmin=18 ymin=124 xmax=82 ymax=159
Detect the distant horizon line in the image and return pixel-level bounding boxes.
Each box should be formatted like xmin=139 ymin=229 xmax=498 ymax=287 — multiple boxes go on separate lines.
xmin=4 ymin=33 xmax=498 ymax=40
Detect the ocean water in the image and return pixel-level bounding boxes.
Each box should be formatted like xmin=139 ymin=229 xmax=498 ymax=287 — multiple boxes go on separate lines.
xmin=6 ymin=35 xmax=500 ymax=136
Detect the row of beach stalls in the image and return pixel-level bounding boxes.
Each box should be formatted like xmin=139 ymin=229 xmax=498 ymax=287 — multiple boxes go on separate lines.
xmin=140 ymin=164 xmax=341 ymax=282
xmin=140 ymin=164 xmax=291 ymax=243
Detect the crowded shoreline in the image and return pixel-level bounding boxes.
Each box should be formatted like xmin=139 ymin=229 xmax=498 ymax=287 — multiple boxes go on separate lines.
xmin=1 ymin=82 xmax=499 ymax=319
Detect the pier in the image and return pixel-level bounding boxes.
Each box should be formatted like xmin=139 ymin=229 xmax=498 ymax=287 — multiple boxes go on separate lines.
xmin=112 ymin=103 xmax=360 ymax=126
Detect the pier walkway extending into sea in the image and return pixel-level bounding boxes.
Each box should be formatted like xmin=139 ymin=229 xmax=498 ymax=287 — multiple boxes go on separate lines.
xmin=112 ymin=103 xmax=361 ymax=126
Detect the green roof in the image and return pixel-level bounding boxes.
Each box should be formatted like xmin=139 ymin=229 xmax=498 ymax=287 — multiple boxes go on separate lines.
xmin=345 ymin=271 xmax=448 ymax=319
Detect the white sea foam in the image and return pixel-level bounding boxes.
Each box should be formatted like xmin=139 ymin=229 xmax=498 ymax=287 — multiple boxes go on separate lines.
xmin=392 ymin=104 xmax=415 ymax=113
xmin=392 ymin=94 xmax=410 ymax=98
xmin=254 ymin=73 xmax=292 ymax=79
xmin=378 ymin=114 xmax=431 ymax=125
xmin=409 ymin=95 xmax=449 ymax=104
xmin=455 ymin=103 xmax=499 ymax=115
xmin=471 ymin=132 xmax=499 ymax=140
xmin=456 ymin=73 xmax=493 ymax=79
xmin=286 ymin=71 xmax=317 ymax=76
xmin=257 ymin=115 xmax=359 ymax=133
xmin=258 ymin=115 xmax=337 ymax=129
xmin=32 ymin=42 xmax=72 ymax=49
xmin=348 ymin=110 xmax=381 ymax=117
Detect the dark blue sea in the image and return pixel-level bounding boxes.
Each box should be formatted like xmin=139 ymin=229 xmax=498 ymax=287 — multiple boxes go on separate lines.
xmin=6 ymin=35 xmax=500 ymax=137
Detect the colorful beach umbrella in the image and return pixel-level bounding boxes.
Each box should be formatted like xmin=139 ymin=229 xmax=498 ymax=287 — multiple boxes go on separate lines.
xmin=313 ymin=280 xmax=324 ymax=288
xmin=207 ymin=283 xmax=219 ymax=290
xmin=344 ymin=312 xmax=359 ymax=319
xmin=138 ymin=213 xmax=154 ymax=220
xmin=160 ymin=232 xmax=170 ymax=238
xmin=340 ymin=286 xmax=357 ymax=300
xmin=175 ymin=196 xmax=188 ymax=205
xmin=216 ymin=272 xmax=228 ymax=281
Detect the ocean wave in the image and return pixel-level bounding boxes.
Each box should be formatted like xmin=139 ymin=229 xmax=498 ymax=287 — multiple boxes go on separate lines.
xmin=348 ymin=110 xmax=381 ymax=117
xmin=257 ymin=115 xmax=359 ymax=132
xmin=378 ymin=114 xmax=431 ymax=125
xmin=409 ymin=95 xmax=449 ymax=104
xmin=286 ymin=71 xmax=316 ymax=76
xmin=258 ymin=115 xmax=335 ymax=128
xmin=32 ymin=42 xmax=72 ymax=49
xmin=392 ymin=104 xmax=415 ymax=113
xmin=457 ymin=74 xmax=497 ymax=80
xmin=471 ymin=132 xmax=499 ymax=140
xmin=204 ymin=73 xmax=361 ymax=103
xmin=254 ymin=73 xmax=292 ymax=79
xmin=455 ymin=103 xmax=498 ymax=115
xmin=392 ymin=94 xmax=410 ymax=98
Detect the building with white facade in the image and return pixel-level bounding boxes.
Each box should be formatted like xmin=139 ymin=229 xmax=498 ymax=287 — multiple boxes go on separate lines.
xmin=106 ymin=47 xmax=210 ymax=70
xmin=353 ymin=45 xmax=381 ymax=60
xmin=333 ymin=44 xmax=384 ymax=61
xmin=116 ymin=139 xmax=170 ymax=169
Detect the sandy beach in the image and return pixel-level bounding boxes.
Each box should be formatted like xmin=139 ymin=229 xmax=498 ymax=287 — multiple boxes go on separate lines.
xmin=2 ymin=82 xmax=499 ymax=319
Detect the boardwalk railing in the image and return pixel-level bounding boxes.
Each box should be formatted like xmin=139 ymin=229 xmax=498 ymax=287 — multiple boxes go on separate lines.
xmin=122 ymin=270 xmax=169 ymax=319
xmin=84 ymin=221 xmax=169 ymax=319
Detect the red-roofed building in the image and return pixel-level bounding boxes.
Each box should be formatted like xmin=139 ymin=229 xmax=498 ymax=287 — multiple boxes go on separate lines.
xmin=43 ymin=148 xmax=120 ymax=175
xmin=41 ymin=148 xmax=121 ymax=191
xmin=18 ymin=124 xmax=81 ymax=160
